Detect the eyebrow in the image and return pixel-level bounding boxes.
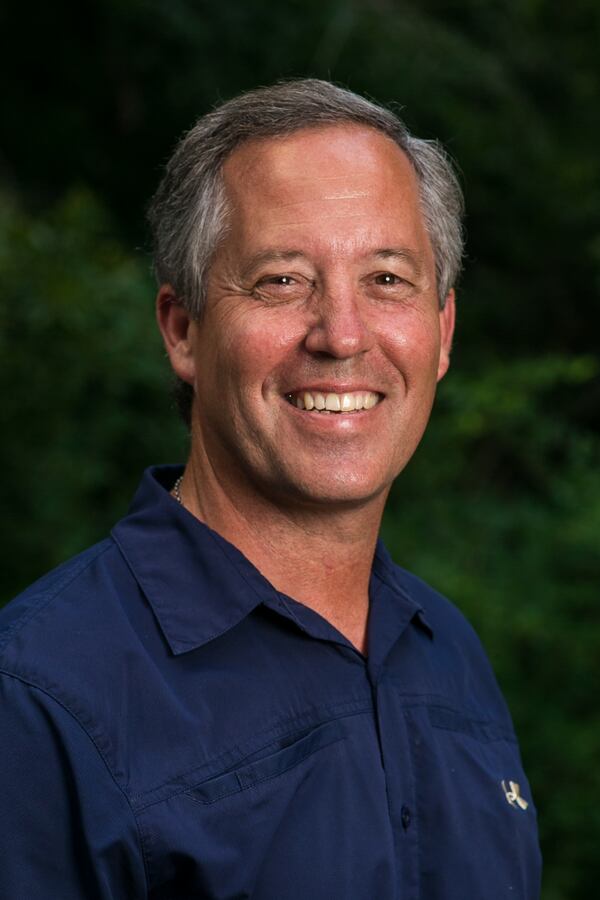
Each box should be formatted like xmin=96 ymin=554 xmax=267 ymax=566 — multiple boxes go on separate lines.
xmin=241 ymin=247 xmax=425 ymax=278
xmin=241 ymin=250 xmax=307 ymax=279
xmin=372 ymin=248 xmax=425 ymax=276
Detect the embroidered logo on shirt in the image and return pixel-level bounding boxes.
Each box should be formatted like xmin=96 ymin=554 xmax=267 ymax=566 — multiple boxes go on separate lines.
xmin=501 ymin=780 xmax=529 ymax=810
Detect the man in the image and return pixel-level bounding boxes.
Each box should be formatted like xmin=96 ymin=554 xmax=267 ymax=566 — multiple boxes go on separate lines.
xmin=0 ymin=80 xmax=541 ymax=898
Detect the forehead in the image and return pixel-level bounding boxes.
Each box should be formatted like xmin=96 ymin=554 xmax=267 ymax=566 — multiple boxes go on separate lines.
xmin=220 ymin=125 xmax=428 ymax=245
xmin=218 ymin=125 xmax=433 ymax=267
xmin=224 ymin=123 xmax=415 ymax=182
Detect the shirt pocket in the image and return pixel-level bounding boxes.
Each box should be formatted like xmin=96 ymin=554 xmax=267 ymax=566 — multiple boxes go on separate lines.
xmin=142 ymin=714 xmax=385 ymax=899
xmin=185 ymin=717 xmax=347 ymax=805
xmin=411 ymin=703 xmax=542 ymax=900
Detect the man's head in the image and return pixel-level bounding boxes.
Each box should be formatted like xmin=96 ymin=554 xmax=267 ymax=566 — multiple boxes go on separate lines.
xmin=152 ymin=80 xmax=463 ymax=512
xmin=149 ymin=80 xmax=463 ymax=427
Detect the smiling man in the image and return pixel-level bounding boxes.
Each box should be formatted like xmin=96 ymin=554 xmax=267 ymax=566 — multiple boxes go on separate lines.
xmin=0 ymin=81 xmax=541 ymax=898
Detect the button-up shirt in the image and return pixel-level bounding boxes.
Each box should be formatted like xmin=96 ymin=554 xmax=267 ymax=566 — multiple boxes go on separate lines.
xmin=0 ymin=466 xmax=541 ymax=898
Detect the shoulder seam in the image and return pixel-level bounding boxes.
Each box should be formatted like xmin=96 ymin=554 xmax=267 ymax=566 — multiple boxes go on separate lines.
xmin=0 ymin=668 xmax=151 ymax=894
xmin=0 ymin=540 xmax=114 ymax=655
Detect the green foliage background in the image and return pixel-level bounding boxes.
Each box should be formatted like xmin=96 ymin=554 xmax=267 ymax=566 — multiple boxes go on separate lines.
xmin=1 ymin=1 xmax=598 ymax=895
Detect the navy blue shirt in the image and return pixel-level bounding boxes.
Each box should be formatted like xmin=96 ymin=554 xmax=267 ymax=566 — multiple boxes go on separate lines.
xmin=0 ymin=466 xmax=541 ymax=898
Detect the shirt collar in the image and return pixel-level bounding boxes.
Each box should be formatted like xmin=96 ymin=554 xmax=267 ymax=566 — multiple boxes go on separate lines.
xmin=112 ymin=466 xmax=283 ymax=654
xmin=368 ymin=541 xmax=433 ymax=669
xmin=112 ymin=465 xmax=433 ymax=657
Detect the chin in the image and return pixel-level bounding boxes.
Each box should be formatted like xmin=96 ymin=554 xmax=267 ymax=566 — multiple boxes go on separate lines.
xmin=270 ymin=468 xmax=393 ymax=510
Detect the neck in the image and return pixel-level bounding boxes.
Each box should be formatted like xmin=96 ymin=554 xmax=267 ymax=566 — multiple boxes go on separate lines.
xmin=178 ymin=452 xmax=388 ymax=655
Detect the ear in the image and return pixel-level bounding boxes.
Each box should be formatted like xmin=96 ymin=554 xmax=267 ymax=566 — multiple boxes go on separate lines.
xmin=437 ymin=289 xmax=456 ymax=382
xmin=156 ymin=284 xmax=196 ymax=385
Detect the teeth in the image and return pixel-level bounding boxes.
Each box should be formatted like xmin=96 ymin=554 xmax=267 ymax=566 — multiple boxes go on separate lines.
xmin=290 ymin=390 xmax=380 ymax=412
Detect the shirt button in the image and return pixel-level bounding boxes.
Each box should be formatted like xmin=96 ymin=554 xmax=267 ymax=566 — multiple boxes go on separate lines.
xmin=401 ymin=805 xmax=412 ymax=830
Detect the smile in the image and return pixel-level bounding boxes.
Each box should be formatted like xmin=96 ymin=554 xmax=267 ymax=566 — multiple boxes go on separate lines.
xmin=285 ymin=390 xmax=381 ymax=413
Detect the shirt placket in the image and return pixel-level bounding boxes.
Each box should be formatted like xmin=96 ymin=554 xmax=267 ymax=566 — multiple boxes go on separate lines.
xmin=368 ymin=666 xmax=421 ymax=900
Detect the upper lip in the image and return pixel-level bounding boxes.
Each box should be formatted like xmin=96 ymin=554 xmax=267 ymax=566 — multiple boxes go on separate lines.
xmin=284 ymin=384 xmax=383 ymax=395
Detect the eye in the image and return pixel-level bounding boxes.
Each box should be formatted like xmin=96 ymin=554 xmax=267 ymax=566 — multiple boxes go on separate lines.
xmin=367 ymin=271 xmax=416 ymax=300
xmin=374 ymin=272 xmax=405 ymax=286
xmin=252 ymin=273 xmax=314 ymax=303
xmin=266 ymin=275 xmax=295 ymax=285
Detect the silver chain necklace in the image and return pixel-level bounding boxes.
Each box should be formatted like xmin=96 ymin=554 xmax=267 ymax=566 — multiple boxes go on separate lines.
xmin=171 ymin=475 xmax=184 ymax=505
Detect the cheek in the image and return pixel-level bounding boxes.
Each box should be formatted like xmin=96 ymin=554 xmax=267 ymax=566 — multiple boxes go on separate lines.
xmin=380 ymin=316 xmax=441 ymax=385
xmin=228 ymin=316 xmax=306 ymax=393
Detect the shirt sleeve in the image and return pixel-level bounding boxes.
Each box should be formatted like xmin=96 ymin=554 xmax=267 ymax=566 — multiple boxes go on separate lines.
xmin=0 ymin=671 xmax=148 ymax=899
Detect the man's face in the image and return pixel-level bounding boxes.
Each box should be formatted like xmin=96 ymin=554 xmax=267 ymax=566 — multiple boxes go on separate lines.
xmin=184 ymin=125 xmax=454 ymax=510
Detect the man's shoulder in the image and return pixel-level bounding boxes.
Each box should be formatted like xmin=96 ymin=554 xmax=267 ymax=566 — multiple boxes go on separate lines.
xmin=0 ymin=535 xmax=152 ymax=778
xmin=0 ymin=537 xmax=131 ymax=689
xmin=1 ymin=540 xmax=110 ymax=633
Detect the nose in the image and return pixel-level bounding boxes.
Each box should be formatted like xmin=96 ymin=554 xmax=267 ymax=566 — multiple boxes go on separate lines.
xmin=303 ymin=282 xmax=374 ymax=359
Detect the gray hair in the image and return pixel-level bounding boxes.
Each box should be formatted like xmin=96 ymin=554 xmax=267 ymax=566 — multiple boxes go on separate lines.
xmin=148 ymin=78 xmax=464 ymax=317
